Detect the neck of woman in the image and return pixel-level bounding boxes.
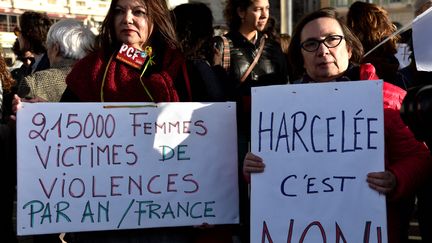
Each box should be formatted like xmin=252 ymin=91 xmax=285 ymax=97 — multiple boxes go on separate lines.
xmin=239 ymin=28 xmax=258 ymax=44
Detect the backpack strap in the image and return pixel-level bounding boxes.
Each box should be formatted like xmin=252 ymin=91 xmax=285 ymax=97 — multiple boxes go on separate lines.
xmin=240 ymin=34 xmax=267 ymax=82
xmin=221 ymin=36 xmax=231 ymax=72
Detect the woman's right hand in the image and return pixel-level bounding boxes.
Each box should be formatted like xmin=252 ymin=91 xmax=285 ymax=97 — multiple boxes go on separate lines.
xmin=243 ymin=152 xmax=265 ymax=183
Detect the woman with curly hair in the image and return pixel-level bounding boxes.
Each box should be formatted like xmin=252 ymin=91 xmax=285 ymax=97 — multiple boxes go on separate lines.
xmin=346 ymin=1 xmax=410 ymax=89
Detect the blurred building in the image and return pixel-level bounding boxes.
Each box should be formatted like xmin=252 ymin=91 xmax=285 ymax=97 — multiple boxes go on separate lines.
xmin=0 ymin=0 xmax=110 ymax=65
xmin=0 ymin=0 xmax=111 ymax=46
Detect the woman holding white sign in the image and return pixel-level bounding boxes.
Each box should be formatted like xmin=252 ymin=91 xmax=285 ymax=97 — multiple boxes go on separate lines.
xmin=54 ymin=0 xmax=197 ymax=242
xmin=244 ymin=8 xmax=432 ymax=243
xmin=60 ymin=0 xmax=193 ymax=103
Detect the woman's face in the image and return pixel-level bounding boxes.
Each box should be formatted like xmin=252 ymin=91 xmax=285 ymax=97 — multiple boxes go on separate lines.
xmin=238 ymin=0 xmax=269 ymax=33
xmin=300 ymin=17 xmax=352 ymax=82
xmin=114 ymin=0 xmax=153 ymax=49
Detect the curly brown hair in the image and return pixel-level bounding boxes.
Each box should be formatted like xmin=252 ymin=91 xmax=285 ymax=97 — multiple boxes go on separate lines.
xmin=346 ymin=1 xmax=399 ymax=55
xmin=0 ymin=56 xmax=15 ymax=93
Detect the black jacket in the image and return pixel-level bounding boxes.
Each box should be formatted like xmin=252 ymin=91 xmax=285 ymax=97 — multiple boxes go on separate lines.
xmin=214 ymin=31 xmax=289 ymax=99
xmin=214 ymin=31 xmax=289 ymax=136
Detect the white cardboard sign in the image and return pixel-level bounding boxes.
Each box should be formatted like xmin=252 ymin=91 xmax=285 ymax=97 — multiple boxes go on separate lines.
xmin=17 ymin=102 xmax=239 ymax=235
xmin=250 ymin=81 xmax=387 ymax=243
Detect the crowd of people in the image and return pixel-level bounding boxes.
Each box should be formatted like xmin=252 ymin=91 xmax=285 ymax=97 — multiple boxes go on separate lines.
xmin=2 ymin=0 xmax=432 ymax=242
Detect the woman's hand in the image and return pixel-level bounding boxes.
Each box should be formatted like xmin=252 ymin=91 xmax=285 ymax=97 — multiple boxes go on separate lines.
xmin=366 ymin=171 xmax=397 ymax=195
xmin=10 ymin=94 xmax=23 ymax=122
xmin=10 ymin=95 xmax=47 ymax=121
xmin=11 ymin=94 xmax=23 ymax=115
xmin=243 ymin=152 xmax=265 ymax=183
xmin=213 ymin=45 xmax=222 ymax=66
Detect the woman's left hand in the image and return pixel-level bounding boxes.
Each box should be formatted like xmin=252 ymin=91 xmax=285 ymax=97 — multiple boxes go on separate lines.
xmin=10 ymin=95 xmax=47 ymax=122
xmin=366 ymin=171 xmax=397 ymax=194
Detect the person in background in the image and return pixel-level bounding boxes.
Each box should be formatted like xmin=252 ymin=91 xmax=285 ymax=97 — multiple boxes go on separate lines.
xmin=172 ymin=3 xmax=235 ymax=243
xmin=399 ymin=0 xmax=432 ymax=88
xmin=0 ymin=55 xmax=17 ymax=243
xmin=244 ymin=8 xmax=432 ymax=243
xmin=8 ymin=11 xmax=53 ymax=123
xmin=279 ymin=33 xmax=293 ymax=80
xmin=172 ymin=2 xmax=228 ymax=102
xmin=15 ymin=11 xmax=52 ymax=76
xmin=10 ymin=38 xmax=33 ymax=83
xmin=5 ymin=39 xmax=34 ymax=119
xmin=399 ymin=1 xmax=432 ymax=242
xmin=279 ymin=33 xmax=291 ymax=55
xmin=17 ymin=19 xmax=95 ymax=101
xmin=7 ymin=39 xmax=25 ymax=71
xmin=346 ymin=1 xmax=410 ymax=90
xmin=392 ymin=21 xmax=412 ymax=70
xmin=415 ymin=0 xmax=432 ymax=16
xmin=213 ymin=0 xmax=289 ymax=242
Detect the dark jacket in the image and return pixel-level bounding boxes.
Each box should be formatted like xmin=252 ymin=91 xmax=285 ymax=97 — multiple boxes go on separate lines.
xmin=215 ymin=31 xmax=289 ymax=98
xmin=214 ymin=31 xmax=289 ymax=136
xmin=18 ymin=59 xmax=75 ymax=101
xmin=185 ymin=59 xmax=228 ymax=102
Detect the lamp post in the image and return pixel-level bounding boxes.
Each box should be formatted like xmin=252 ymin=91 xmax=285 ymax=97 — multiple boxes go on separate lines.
xmin=280 ymin=0 xmax=293 ymax=34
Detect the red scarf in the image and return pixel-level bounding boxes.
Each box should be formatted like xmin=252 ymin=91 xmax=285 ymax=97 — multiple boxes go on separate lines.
xmin=66 ymin=47 xmax=185 ymax=102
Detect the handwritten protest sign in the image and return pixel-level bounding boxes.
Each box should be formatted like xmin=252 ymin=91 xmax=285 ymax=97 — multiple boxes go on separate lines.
xmin=17 ymin=102 xmax=239 ymax=235
xmin=250 ymin=81 xmax=387 ymax=243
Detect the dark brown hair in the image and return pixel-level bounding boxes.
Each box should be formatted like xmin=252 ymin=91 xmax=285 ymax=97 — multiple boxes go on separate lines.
xmin=287 ymin=8 xmax=363 ymax=79
xmin=172 ymin=2 xmax=214 ymax=61
xmin=19 ymin=11 xmax=53 ymax=54
xmin=346 ymin=1 xmax=399 ymax=55
xmin=224 ymin=0 xmax=254 ymax=31
xmin=97 ymin=0 xmax=178 ymax=55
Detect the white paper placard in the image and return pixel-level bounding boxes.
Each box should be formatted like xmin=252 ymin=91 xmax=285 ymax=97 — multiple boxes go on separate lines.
xmin=17 ymin=102 xmax=239 ymax=235
xmin=250 ymin=81 xmax=387 ymax=243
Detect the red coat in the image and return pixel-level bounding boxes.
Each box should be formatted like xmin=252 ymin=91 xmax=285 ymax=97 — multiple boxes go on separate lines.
xmin=361 ymin=63 xmax=432 ymax=243
xmin=66 ymin=48 xmax=186 ymax=102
